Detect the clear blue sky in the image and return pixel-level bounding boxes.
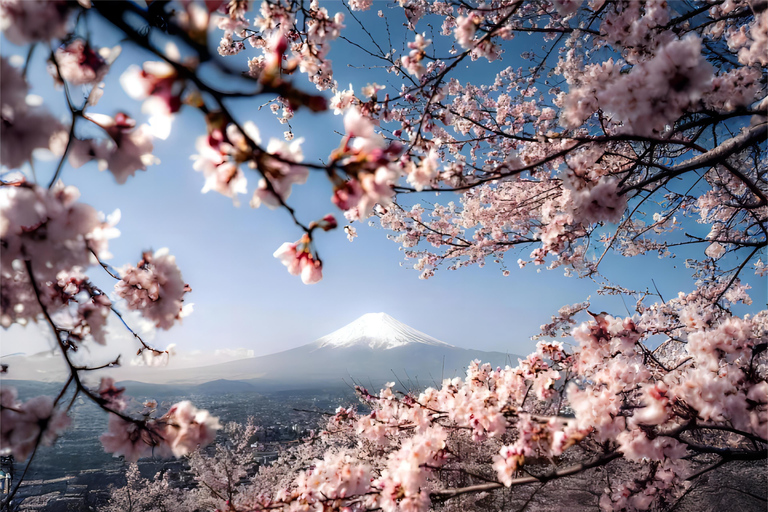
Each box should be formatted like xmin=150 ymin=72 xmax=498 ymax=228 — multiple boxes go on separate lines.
xmin=2 ymin=4 xmax=765 ymax=361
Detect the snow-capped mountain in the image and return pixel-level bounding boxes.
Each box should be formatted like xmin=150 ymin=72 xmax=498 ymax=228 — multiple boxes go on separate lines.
xmin=153 ymin=312 xmax=522 ymax=389
xmin=2 ymin=313 xmax=523 ymax=392
xmin=314 ymin=312 xmax=452 ymax=350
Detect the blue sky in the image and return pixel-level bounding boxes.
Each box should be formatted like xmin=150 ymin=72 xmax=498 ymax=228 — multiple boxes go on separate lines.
xmin=2 ymin=4 xmax=765 ymax=362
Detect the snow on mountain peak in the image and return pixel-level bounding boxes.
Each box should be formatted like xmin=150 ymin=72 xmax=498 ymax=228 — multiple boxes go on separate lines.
xmin=314 ymin=312 xmax=453 ymax=350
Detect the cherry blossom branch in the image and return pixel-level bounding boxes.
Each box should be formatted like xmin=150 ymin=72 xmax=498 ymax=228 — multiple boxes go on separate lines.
xmin=22 ymin=259 xmax=164 ymax=426
xmin=91 ymin=2 xmax=255 ymax=96
xmin=431 ymin=451 xmax=623 ymax=500
xmin=47 ymin=118 xmax=77 ymax=188
xmin=46 ymin=47 xmax=83 ymax=188
xmin=680 ymin=441 xmax=767 ymax=460
xmin=88 ymin=246 xmax=121 ymax=279
xmin=713 ymin=245 xmax=765 ymax=305
xmin=684 ymin=456 xmax=727 ymax=483
xmin=109 ymin=306 xmax=166 ymax=357
xmin=621 ymin=122 xmax=768 ymax=194
xmin=72 ymin=356 xmax=122 ymax=372
xmin=20 ymin=42 xmax=36 ymax=79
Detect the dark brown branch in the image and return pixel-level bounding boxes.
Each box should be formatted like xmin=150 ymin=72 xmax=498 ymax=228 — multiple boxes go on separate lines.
xmin=621 ymin=122 xmax=768 ymax=194
xmin=431 ymin=451 xmax=622 ymax=500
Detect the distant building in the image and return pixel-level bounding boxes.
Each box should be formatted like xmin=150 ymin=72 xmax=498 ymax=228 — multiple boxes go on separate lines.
xmin=0 ymin=469 xmax=10 ymax=495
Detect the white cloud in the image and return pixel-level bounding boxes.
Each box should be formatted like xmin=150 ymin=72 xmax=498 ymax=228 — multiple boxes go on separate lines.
xmin=214 ymin=348 xmax=254 ymax=359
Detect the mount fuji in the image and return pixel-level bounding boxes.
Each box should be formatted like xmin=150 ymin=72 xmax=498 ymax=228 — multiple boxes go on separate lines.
xmin=128 ymin=312 xmax=523 ymax=390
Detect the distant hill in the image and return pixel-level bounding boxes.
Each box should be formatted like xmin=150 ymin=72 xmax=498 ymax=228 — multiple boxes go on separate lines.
xmin=191 ymin=379 xmax=261 ymax=394
xmin=0 ymin=379 xmax=64 ymax=400
xmin=116 ymin=380 xmax=188 ymax=397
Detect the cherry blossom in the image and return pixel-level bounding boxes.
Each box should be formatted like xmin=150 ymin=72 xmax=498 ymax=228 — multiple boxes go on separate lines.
xmin=273 ymin=234 xmax=323 ymax=285
xmin=250 ymin=137 xmax=307 ymax=209
xmin=0 ymin=58 xmax=64 ymax=169
xmin=402 ymin=33 xmax=431 ymax=79
xmin=0 ymin=181 xmax=117 ymax=284
xmin=406 ymin=149 xmax=439 ymax=192
xmin=50 ymin=39 xmax=114 ymax=87
xmin=0 ymin=0 xmax=70 ymax=45
xmin=0 ymin=389 xmax=70 ymax=461
xmin=344 ymin=225 xmax=358 ymax=242
xmin=330 ymin=84 xmax=357 ymax=115
xmin=120 ymin=59 xmax=184 ymax=140
xmin=563 ymin=35 xmax=714 ymax=135
xmin=330 ymin=108 xmax=402 ymax=219
xmin=86 ymin=113 xmax=159 ymax=183
xmin=114 ymin=248 xmax=191 ymax=330
xmin=100 ymin=414 xmax=161 ymax=462
xmin=191 ymin=121 xmax=261 ymax=205
xmin=161 ymin=401 xmax=221 ymax=457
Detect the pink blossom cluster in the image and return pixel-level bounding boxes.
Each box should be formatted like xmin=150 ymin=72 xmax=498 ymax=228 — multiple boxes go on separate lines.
xmin=215 ymin=0 xmax=249 ymax=56
xmin=287 ymin=452 xmax=373 ymax=509
xmin=563 ymin=35 xmax=713 ymax=135
xmin=2 ymin=0 xmax=766 ymax=506
xmin=253 ymin=339 xmax=583 ymax=510
xmin=331 ymin=109 xmax=402 ymax=220
xmin=0 ymin=182 xmax=118 ymax=326
xmin=101 ymin=395 xmax=220 ymax=462
xmin=162 ymin=400 xmax=222 ymax=457
xmin=194 ymin=0 xmax=765 ymax=293
xmin=329 ymin=84 xmax=357 ymax=115
xmin=192 ymin=119 xmax=308 ymax=209
xmin=251 ymin=301 xmax=765 ymax=511
xmin=727 ymin=10 xmax=768 ymax=67
xmin=273 ymin=234 xmax=323 ymax=285
xmin=78 ymin=112 xmax=159 ymax=184
xmin=192 ymin=120 xmax=252 ymax=204
xmin=0 ymin=0 xmax=70 ymax=45
xmin=405 ymin=149 xmax=439 ymax=192
xmin=453 ymin=12 xmax=502 ymax=61
xmin=288 ymin=1 xmax=345 ymax=91
xmin=114 ymin=248 xmax=191 ymax=330
xmin=49 ymin=39 xmax=113 ymax=87
xmin=0 ymin=58 xmax=64 ymax=169
xmin=250 ymin=136 xmax=308 ymax=209
xmin=598 ymin=460 xmax=688 ymax=512
xmin=347 ymin=0 xmax=372 ymax=11
xmin=53 ymin=267 xmax=113 ymax=345
xmin=376 ymin=426 xmax=447 ymax=512
xmin=599 ymin=0 xmax=670 ymax=53
xmin=1 ymin=387 xmax=70 ymax=461
xmin=120 ymin=59 xmax=184 ymax=140
xmin=566 ymin=308 xmax=768 ymax=470
xmin=563 ymin=174 xmax=627 ymax=225
xmin=220 ymin=0 xmax=345 ymax=91
xmin=401 ymin=33 xmax=431 ymax=79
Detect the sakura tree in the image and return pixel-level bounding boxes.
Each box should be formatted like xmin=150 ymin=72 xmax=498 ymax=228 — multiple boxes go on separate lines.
xmin=104 ymin=419 xmax=259 ymax=512
xmin=0 ymin=0 xmax=766 ymax=510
